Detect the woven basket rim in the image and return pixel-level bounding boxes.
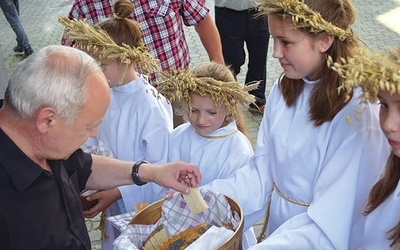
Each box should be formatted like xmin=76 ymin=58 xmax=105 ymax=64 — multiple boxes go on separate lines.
xmin=129 ymin=195 xmax=244 ymax=250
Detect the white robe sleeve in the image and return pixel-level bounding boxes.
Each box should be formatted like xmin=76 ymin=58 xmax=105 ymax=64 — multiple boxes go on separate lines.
xmin=203 ymin=114 xmax=274 ymax=230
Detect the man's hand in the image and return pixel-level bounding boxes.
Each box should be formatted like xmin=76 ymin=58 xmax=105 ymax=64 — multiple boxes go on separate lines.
xmin=140 ymin=161 xmax=201 ymax=194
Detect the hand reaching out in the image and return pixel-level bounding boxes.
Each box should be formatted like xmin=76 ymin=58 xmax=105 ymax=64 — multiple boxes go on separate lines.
xmin=83 ymin=188 xmax=122 ymax=218
xmin=141 ymin=161 xmax=201 ymax=194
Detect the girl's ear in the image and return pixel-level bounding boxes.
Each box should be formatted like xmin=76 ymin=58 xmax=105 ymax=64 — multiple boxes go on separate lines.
xmin=317 ymin=33 xmax=335 ymax=53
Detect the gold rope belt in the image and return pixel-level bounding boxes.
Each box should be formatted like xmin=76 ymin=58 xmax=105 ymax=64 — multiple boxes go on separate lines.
xmin=273 ymin=183 xmax=310 ymax=207
xmin=257 ymin=183 xmax=310 ymax=242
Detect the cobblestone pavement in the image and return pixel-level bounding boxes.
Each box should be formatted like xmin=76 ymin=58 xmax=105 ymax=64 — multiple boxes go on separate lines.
xmin=1 ymin=0 xmax=399 ymax=249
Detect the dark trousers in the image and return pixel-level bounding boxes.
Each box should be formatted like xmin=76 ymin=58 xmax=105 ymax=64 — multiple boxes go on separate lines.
xmin=215 ymin=6 xmax=269 ymax=106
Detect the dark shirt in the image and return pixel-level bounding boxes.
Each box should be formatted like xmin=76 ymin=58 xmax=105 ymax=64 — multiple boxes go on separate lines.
xmin=0 ymin=129 xmax=93 ymax=249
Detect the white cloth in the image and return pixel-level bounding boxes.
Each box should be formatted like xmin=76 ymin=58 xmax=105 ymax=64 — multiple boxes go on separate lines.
xmin=85 ymin=76 xmax=173 ymax=250
xmin=362 ymin=180 xmax=400 ymax=249
xmin=186 ymin=225 xmax=234 ymax=249
xmin=205 ymin=78 xmax=390 ymax=249
xmin=113 ymin=189 xmax=239 ymax=249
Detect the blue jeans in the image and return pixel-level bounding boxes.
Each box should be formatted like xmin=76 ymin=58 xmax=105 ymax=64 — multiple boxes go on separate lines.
xmin=0 ymin=0 xmax=31 ymax=49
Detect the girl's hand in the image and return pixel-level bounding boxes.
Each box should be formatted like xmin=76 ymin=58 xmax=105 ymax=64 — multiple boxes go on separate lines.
xmin=164 ymin=189 xmax=175 ymax=200
xmin=83 ymin=188 xmax=122 ymax=218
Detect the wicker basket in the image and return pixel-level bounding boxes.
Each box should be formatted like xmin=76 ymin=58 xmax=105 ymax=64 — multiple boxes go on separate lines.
xmin=129 ymin=196 xmax=244 ymax=250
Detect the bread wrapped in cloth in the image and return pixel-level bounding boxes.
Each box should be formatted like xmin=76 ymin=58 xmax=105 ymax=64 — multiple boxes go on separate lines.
xmin=113 ymin=188 xmax=240 ymax=249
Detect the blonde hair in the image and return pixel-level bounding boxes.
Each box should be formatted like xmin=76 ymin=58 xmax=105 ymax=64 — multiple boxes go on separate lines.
xmin=159 ymin=62 xmax=258 ymax=137
xmin=190 ymin=62 xmax=250 ymax=137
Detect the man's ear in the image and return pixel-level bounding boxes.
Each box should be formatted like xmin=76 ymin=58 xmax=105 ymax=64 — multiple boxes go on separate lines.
xmin=318 ymin=33 xmax=335 ymax=53
xmin=36 ymin=107 xmax=57 ymax=133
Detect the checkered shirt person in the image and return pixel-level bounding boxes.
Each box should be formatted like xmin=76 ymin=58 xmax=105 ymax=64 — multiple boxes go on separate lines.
xmin=63 ymin=0 xmax=209 ymax=84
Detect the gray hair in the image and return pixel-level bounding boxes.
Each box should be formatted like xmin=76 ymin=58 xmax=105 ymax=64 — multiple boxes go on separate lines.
xmin=5 ymin=45 xmax=103 ymax=124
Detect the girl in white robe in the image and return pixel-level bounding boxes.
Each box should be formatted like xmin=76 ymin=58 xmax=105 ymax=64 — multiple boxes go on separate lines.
xmin=202 ymin=0 xmax=390 ymax=249
xmin=119 ymin=61 xmax=260 ymax=248
xmin=61 ymin=1 xmax=173 ymax=249
xmin=330 ymin=48 xmax=400 ymax=249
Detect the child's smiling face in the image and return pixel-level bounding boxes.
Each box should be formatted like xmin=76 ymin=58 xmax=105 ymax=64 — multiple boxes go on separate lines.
xmin=268 ymin=14 xmax=331 ymax=81
xmin=187 ymin=93 xmax=228 ymax=136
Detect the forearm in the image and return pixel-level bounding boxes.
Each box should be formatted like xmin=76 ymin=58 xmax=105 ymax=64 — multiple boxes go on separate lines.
xmin=195 ymin=14 xmax=224 ymax=64
xmin=85 ymin=154 xmax=133 ymax=190
xmin=86 ymin=155 xmax=161 ymax=189
xmin=86 ymin=155 xmax=201 ymax=193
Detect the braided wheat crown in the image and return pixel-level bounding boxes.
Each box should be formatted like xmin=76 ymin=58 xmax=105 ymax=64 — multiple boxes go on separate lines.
xmin=328 ymin=48 xmax=400 ymax=103
xmin=258 ymin=0 xmax=357 ymax=42
xmin=158 ymin=69 xmax=259 ymax=120
xmin=59 ymin=16 xmax=160 ymax=74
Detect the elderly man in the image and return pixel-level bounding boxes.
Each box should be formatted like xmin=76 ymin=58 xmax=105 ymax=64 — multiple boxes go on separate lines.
xmin=0 ymin=45 xmax=200 ymax=249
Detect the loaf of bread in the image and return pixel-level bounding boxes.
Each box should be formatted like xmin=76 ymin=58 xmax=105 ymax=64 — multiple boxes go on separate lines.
xmin=182 ymin=187 xmax=209 ymax=215
xmin=154 ymin=223 xmax=211 ymax=250
xmin=141 ymin=225 xmax=169 ymax=250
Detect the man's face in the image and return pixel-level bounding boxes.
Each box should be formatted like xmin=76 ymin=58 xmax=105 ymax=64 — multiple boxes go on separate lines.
xmin=43 ymin=72 xmax=110 ymax=159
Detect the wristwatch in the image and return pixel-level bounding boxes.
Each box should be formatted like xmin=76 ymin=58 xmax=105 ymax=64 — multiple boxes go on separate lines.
xmin=131 ymin=160 xmax=149 ymax=186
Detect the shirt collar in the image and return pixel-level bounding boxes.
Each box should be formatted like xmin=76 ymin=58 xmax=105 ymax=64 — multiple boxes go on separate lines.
xmin=0 ymin=129 xmax=49 ymax=193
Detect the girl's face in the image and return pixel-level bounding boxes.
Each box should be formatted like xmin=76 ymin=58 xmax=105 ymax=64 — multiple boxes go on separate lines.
xmin=187 ymin=93 xmax=228 ymax=136
xmin=100 ymin=59 xmax=122 ymax=88
xmin=268 ymin=14 xmax=331 ymax=80
xmin=378 ymin=90 xmax=400 ymax=157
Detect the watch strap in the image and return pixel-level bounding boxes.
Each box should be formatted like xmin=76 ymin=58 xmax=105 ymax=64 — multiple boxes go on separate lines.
xmin=131 ymin=160 xmax=149 ymax=186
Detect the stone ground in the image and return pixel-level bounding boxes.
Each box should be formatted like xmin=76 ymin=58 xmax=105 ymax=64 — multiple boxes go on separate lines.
xmin=1 ymin=0 xmax=400 ymax=249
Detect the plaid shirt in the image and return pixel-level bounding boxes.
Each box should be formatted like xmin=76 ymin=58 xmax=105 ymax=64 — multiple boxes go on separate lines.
xmin=65 ymin=0 xmax=209 ymax=76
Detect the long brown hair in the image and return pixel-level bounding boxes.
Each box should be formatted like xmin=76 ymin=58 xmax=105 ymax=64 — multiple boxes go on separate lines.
xmin=364 ymin=152 xmax=400 ymax=248
xmin=190 ymin=62 xmax=250 ymax=138
xmin=272 ymin=0 xmax=359 ymax=126
xmin=95 ymin=0 xmax=142 ymax=47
